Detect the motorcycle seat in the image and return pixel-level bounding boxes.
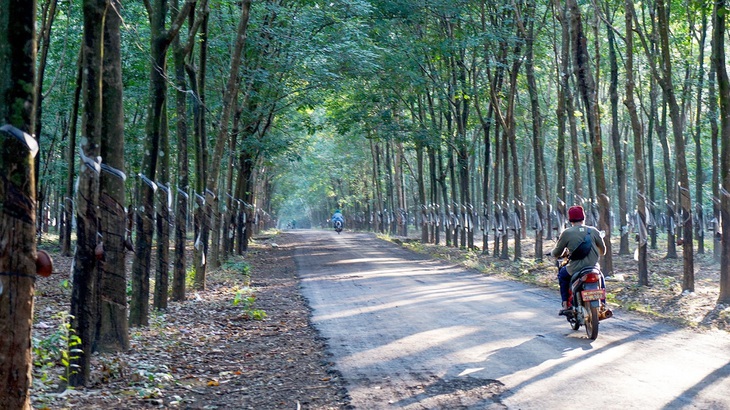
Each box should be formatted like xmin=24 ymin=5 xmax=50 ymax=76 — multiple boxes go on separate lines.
xmin=570 ymin=265 xmax=602 ymax=286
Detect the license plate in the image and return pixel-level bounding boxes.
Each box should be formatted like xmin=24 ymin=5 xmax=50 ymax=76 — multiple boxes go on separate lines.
xmin=582 ymin=289 xmax=605 ymax=301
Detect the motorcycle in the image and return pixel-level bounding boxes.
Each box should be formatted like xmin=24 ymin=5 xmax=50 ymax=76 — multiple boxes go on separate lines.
xmin=557 ymin=258 xmax=613 ymax=340
xmin=334 ymin=220 xmax=343 ymax=234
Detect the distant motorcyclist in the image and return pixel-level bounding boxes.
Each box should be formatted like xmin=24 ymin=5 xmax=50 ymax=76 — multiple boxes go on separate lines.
xmin=331 ymin=209 xmax=344 ymax=230
xmin=550 ymin=205 xmax=606 ymax=315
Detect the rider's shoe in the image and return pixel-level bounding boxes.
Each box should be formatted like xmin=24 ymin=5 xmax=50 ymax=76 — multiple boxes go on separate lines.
xmin=558 ymin=301 xmax=571 ymax=316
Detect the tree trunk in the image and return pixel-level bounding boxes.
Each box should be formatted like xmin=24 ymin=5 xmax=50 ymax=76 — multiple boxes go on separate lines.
xmin=506 ymin=46 xmax=523 ymax=260
xmin=33 ymin=0 xmax=58 ymax=235
xmin=656 ymin=0 xmax=694 ymax=291
xmin=130 ymin=0 xmax=195 ymax=326
xmin=648 ymin=69 xmax=659 ymax=249
xmin=607 ymin=20 xmax=629 ymax=256
xmin=709 ymin=51 xmax=721 ymax=263
xmin=171 ymin=0 xmax=189 ymax=302
xmin=713 ymin=0 xmax=730 ymax=302
xmin=417 ymin=141 xmax=428 ymax=243
xmin=97 ymin=0 xmax=129 ymax=352
xmin=69 ymin=0 xmax=106 ymax=385
xmin=428 ymin=145 xmax=440 ymax=244
xmin=624 ymin=0 xmax=649 ymax=286
xmin=154 ymin=182 xmax=170 ymax=310
xmin=61 ymin=52 xmax=82 ymax=257
xmin=526 ymin=1 xmax=545 ymax=261
xmin=658 ymin=97 xmax=678 ymax=257
xmin=190 ymin=36 xmax=208 ymax=284
xmin=554 ymin=0 xmax=568 ymax=235
xmin=692 ymin=10 xmax=708 ymax=255
xmin=0 ymin=0 xmax=38 ymax=404
xmin=567 ymin=0 xmax=614 ymax=274
xmin=203 ymin=0 xmax=252 ymax=276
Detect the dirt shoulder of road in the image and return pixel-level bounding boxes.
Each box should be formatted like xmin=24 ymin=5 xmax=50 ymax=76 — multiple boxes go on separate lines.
xmin=31 ymin=232 xmax=351 ymax=410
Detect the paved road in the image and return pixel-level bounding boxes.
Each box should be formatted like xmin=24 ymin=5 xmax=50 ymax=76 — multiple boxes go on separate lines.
xmin=293 ymin=229 xmax=730 ymax=409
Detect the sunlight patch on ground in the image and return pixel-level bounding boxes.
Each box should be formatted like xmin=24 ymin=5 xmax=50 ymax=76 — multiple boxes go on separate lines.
xmin=330 ymin=257 xmax=409 ymax=265
xmin=343 ymin=326 xmax=481 ymax=366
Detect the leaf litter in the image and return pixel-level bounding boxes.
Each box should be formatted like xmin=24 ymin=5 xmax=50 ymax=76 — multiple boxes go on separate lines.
xmin=31 ymin=234 xmax=350 ymax=409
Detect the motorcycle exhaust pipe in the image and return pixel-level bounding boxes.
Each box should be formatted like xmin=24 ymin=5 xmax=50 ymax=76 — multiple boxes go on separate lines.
xmin=599 ymin=308 xmax=613 ymax=321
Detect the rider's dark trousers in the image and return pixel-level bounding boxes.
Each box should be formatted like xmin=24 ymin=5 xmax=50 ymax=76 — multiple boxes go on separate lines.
xmin=558 ymin=266 xmax=571 ymax=303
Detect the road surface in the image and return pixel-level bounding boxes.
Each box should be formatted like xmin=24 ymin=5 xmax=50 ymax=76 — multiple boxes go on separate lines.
xmin=293 ymin=229 xmax=730 ymax=409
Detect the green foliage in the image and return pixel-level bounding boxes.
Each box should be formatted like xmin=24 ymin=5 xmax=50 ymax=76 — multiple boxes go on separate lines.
xmin=185 ymin=266 xmax=197 ymax=290
xmin=222 ymin=257 xmax=251 ymax=277
xmin=32 ymin=312 xmax=82 ymax=389
xmin=231 ymin=287 xmax=267 ymax=320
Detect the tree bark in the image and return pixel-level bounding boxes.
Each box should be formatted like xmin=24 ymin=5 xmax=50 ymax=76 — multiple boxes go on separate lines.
xmin=130 ymin=0 xmax=195 ymax=326
xmin=656 ymin=0 xmax=694 ymax=291
xmin=713 ymin=0 xmax=730 ymax=302
xmin=566 ymin=0 xmax=613 ymax=274
xmin=0 ymin=0 xmax=38 ymax=404
xmin=33 ymin=0 xmax=58 ymax=234
xmin=607 ymin=18 xmax=629 ymax=256
xmin=171 ymin=0 xmax=190 ymax=302
xmin=61 ymin=51 xmax=82 ymax=257
xmin=709 ymin=47 xmax=721 ymax=263
xmin=203 ymin=0 xmax=252 ymax=278
xmin=624 ymin=0 xmax=649 ymax=286
xmin=692 ymin=10 xmax=708 ymax=255
xmin=69 ymin=0 xmax=105 ymax=386
xmin=526 ymin=0 xmax=545 ymax=261
xmin=97 ymin=0 xmax=129 ymax=352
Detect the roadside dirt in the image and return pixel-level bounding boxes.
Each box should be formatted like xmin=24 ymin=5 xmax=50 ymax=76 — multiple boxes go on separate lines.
xmin=29 ymin=231 xmax=727 ymax=409
xmin=31 ymin=233 xmax=350 ymax=409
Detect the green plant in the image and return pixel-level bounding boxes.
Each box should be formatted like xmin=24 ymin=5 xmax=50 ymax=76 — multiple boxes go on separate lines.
xmin=222 ymin=258 xmax=251 ymax=276
xmin=33 ymin=312 xmax=82 ymax=388
xmin=185 ymin=266 xmax=197 ymax=289
xmin=231 ymin=288 xmax=267 ymax=320
xmin=232 ymin=288 xmax=255 ymax=308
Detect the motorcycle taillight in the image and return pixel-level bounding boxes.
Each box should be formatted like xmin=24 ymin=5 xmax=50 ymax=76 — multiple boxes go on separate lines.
xmin=585 ymin=272 xmax=600 ymax=283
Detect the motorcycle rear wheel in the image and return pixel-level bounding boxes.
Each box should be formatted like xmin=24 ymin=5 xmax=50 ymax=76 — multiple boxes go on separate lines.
xmin=584 ymin=302 xmax=599 ymax=340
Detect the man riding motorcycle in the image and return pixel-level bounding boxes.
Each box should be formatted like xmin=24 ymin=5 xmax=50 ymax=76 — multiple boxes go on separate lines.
xmin=331 ymin=209 xmax=344 ymax=230
xmin=550 ymin=205 xmax=606 ymax=315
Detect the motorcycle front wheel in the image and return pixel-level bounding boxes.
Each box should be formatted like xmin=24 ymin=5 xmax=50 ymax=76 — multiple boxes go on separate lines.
xmin=584 ymin=302 xmax=599 ymax=340
xmin=570 ymin=317 xmax=580 ymax=331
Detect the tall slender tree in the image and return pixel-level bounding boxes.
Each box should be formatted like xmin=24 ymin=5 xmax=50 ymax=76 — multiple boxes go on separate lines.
xmin=566 ymin=0 xmax=613 ymax=274
xmin=97 ymin=0 xmax=129 ymax=353
xmin=525 ymin=0 xmax=546 ymax=260
xmin=656 ymin=0 xmax=694 ymax=291
xmin=714 ymin=0 xmax=730 ymax=302
xmin=624 ymin=0 xmax=649 ymax=286
xmin=0 ymin=0 xmax=38 ymax=405
xmin=69 ymin=0 xmax=106 ymax=386
xmin=130 ymin=0 xmax=196 ymax=326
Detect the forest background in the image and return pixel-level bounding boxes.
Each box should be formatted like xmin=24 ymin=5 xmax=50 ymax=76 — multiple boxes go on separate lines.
xmin=2 ymin=0 xmax=730 ymax=408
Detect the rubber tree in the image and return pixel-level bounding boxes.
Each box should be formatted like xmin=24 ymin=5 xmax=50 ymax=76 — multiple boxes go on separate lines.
xmin=97 ymin=0 xmax=129 ymax=353
xmin=0 ymin=0 xmax=38 ymax=405
xmin=624 ymin=0 xmax=649 ymax=286
xmin=565 ymin=0 xmax=614 ymax=274
xmin=197 ymin=0 xmax=252 ymax=289
xmin=656 ymin=0 xmax=694 ymax=291
xmin=129 ymin=0 xmax=196 ymax=327
xmin=68 ymin=0 xmax=107 ymax=386
xmin=714 ymin=0 xmax=730 ymax=303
